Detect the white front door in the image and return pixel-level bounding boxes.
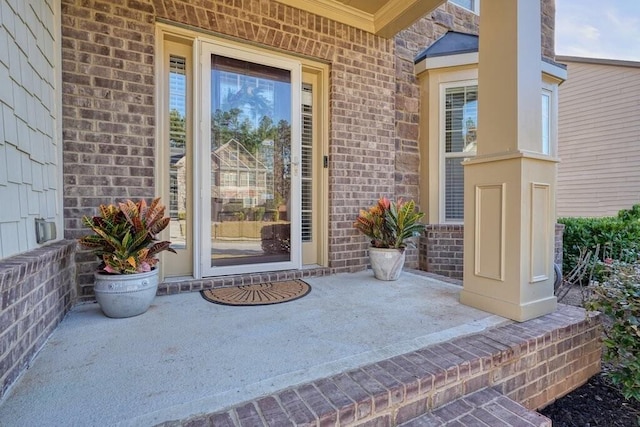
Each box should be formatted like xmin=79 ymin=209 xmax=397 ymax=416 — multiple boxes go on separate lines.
xmin=199 ymin=40 xmax=302 ymax=276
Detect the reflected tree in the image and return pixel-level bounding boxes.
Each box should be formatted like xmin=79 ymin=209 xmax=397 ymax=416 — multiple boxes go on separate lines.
xmin=274 ymin=119 xmax=291 ymax=201
xmin=222 ymin=84 xmax=271 ymax=123
xmin=211 ymin=108 xmax=261 ymax=153
xmin=169 ymin=109 xmax=186 ymax=148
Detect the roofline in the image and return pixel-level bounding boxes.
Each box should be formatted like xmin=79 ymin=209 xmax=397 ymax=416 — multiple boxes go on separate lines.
xmin=415 ymin=54 xmax=567 ymax=82
xmin=414 ymin=31 xmax=479 ymax=64
xmin=556 ymin=55 xmax=640 ymax=69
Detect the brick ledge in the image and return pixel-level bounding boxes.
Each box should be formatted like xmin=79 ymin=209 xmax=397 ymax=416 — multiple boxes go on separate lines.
xmin=156 ymin=304 xmax=601 ymax=427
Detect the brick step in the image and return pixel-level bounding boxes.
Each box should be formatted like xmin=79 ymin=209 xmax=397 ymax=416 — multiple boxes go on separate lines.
xmin=399 ymin=388 xmax=551 ymax=427
xmin=157 ymin=304 xmax=600 ymax=427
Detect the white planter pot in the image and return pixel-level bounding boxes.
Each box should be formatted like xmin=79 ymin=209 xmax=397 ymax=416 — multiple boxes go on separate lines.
xmin=369 ymin=247 xmax=406 ymax=281
xmin=93 ymin=269 xmax=159 ymax=318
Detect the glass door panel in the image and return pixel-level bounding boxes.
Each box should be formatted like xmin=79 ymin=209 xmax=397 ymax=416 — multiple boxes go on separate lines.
xmin=162 ymin=40 xmax=193 ymax=278
xmin=200 ymin=41 xmax=300 ymax=275
xmin=169 ymin=54 xmax=188 ymax=250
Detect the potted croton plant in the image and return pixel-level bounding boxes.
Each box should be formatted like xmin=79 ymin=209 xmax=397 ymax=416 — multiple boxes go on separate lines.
xmin=78 ymin=197 xmax=176 ymax=318
xmin=354 ymin=197 xmax=426 ymax=280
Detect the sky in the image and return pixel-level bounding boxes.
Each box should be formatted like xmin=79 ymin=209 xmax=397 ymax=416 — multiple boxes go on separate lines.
xmin=556 ymin=0 xmax=640 ymax=61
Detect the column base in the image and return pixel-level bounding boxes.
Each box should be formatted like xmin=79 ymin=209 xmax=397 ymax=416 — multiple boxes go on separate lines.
xmin=460 ymin=289 xmax=557 ymax=322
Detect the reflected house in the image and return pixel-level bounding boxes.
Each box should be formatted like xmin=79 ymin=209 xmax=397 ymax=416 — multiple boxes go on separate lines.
xmin=171 ymin=148 xmax=188 ymax=221
xmin=172 ymin=139 xmax=270 ymax=224
xmin=210 ymin=138 xmax=270 ymax=221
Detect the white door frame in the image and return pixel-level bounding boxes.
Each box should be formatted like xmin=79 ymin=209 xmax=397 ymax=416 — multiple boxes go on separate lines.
xmin=197 ymin=38 xmax=302 ymax=277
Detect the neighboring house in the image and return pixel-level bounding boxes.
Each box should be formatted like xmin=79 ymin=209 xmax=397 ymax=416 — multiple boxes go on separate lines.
xmin=210 ymin=139 xmax=270 ymax=207
xmin=556 ymin=56 xmax=640 ymax=218
xmin=1 ymin=0 xmax=563 ymax=399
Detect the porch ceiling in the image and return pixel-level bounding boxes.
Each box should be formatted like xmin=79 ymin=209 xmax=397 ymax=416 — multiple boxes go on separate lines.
xmin=274 ymin=0 xmax=446 ymax=38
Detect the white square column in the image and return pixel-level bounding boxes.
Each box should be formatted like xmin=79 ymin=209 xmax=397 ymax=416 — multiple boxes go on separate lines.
xmin=460 ymin=0 xmax=558 ymax=321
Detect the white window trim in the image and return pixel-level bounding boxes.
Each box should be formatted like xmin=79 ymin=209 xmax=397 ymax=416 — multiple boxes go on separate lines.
xmin=419 ymin=60 xmax=563 ymax=225
xmin=439 ymin=79 xmax=478 ymax=224
xmin=541 ymin=89 xmax=551 ymax=156
xmin=541 ymin=78 xmax=558 ymax=158
xmin=449 ymin=0 xmax=480 ymax=15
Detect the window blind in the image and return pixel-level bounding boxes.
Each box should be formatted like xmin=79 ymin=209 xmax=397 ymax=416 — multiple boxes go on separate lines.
xmin=443 ymin=85 xmax=477 ymax=222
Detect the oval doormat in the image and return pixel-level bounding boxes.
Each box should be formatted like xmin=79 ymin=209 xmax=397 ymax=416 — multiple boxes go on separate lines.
xmin=200 ymin=280 xmax=311 ymax=306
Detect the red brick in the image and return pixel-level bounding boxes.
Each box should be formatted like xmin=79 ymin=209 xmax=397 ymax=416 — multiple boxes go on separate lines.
xmin=361 ymin=364 xmax=405 ymax=405
xmin=431 ymin=383 xmax=464 ymax=409
xmin=277 ymin=389 xmax=315 ymax=426
xmin=376 ymin=359 xmax=420 ymax=400
xmin=354 ymin=415 xmax=391 ymax=427
xmin=314 ymin=378 xmax=356 ymax=425
xmin=463 ymin=372 xmax=491 ymax=394
xmin=331 ymin=373 xmax=373 ymax=420
xmin=235 ymin=402 xmax=264 ymax=427
xmin=295 ymin=383 xmax=337 ymax=426
xmin=396 ymin=396 xmax=430 ymax=424
xmin=346 ymin=369 xmax=390 ymax=412
xmin=0 ymin=243 xmax=76 ymax=402
xmin=400 ymin=352 xmax=443 ymax=391
xmin=208 ymin=412 xmax=238 ymax=427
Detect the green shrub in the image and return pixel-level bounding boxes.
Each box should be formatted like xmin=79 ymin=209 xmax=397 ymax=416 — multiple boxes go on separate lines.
xmin=265 ymin=209 xmax=279 ymax=222
xmin=223 ymin=202 xmax=244 ymax=213
xmin=617 ymin=204 xmax=640 ymax=223
xmin=253 ymin=207 xmax=265 ymax=221
xmin=559 ymin=204 xmax=640 ymax=282
xmin=221 ymin=203 xmax=245 ymax=221
xmin=586 ymin=259 xmax=640 ymax=401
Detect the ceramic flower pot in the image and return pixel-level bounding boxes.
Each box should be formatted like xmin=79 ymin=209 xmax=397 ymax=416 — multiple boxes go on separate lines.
xmin=93 ymin=268 xmax=159 ymax=318
xmin=369 ymin=247 xmax=406 ymax=281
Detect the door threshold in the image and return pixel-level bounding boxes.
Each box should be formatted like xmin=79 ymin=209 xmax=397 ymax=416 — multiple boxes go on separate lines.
xmin=158 ymin=266 xmax=331 ymax=295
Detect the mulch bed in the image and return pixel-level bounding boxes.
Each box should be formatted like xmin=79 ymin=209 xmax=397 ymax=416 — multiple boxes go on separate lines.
xmin=539 ymin=372 xmax=640 ymax=426
xmin=538 ymin=285 xmax=640 ymax=426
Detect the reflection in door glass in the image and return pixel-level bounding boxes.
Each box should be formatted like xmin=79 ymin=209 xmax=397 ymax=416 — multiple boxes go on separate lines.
xmin=169 ymin=55 xmax=188 ymax=249
xmin=210 ymin=55 xmax=292 ymax=267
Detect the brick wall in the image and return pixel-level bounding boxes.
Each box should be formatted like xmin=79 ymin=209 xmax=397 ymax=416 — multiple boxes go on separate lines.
xmin=420 ymin=224 xmax=565 ymax=280
xmin=393 ymin=4 xmax=479 ymax=270
xmin=0 ymin=0 xmax=63 ymax=258
xmin=420 ymin=224 xmax=465 ymax=279
xmin=61 ymin=0 xmax=396 ymax=296
xmin=541 ymin=0 xmax=556 ymax=60
xmin=61 ymin=0 xmax=556 ymax=292
xmin=61 ymin=0 xmax=157 ymax=297
xmin=0 ymin=240 xmax=76 ymax=401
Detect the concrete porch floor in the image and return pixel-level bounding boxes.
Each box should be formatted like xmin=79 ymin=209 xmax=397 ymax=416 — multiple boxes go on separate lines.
xmin=0 ymin=270 xmax=510 ymax=426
